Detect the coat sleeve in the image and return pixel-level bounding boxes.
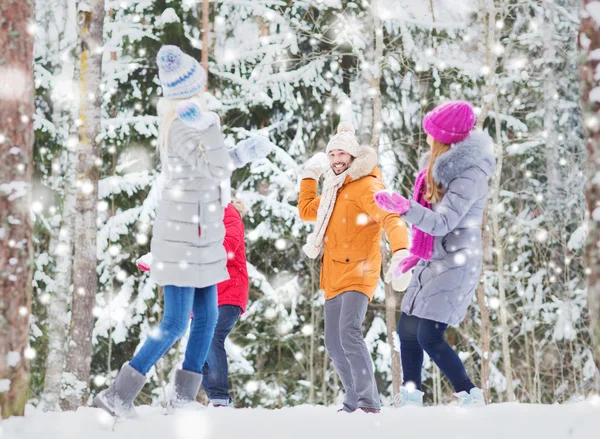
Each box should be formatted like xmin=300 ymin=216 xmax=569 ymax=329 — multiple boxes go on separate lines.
xmin=298 ymin=178 xmax=321 ymax=222
xmin=170 ymin=120 xmax=233 ymax=181
xmin=402 ymin=168 xmax=485 ymax=237
xmin=359 ymin=178 xmax=409 ymax=253
xmin=223 ymin=207 xmax=243 ymax=255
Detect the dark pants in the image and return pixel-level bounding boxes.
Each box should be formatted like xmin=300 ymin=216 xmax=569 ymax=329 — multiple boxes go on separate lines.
xmin=201 ymin=305 xmax=242 ymax=403
xmin=398 ymin=312 xmax=475 ymax=393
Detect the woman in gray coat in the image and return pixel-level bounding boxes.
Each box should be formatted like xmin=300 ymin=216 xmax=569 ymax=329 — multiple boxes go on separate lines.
xmin=374 ymin=101 xmax=495 ymax=408
xmin=95 ymin=46 xmax=234 ymax=418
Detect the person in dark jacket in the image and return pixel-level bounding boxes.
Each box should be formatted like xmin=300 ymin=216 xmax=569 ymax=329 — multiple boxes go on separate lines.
xmin=201 ymin=199 xmax=249 ymax=407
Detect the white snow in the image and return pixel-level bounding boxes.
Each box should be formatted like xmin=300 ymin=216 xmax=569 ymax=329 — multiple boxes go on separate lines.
xmin=2 ymin=400 xmax=600 ymax=439
xmin=0 ymin=379 xmax=10 ymax=393
xmin=7 ymin=351 xmax=21 ymax=368
xmin=587 ymin=2 xmax=600 ymax=25
xmin=159 ymin=8 xmax=180 ymax=26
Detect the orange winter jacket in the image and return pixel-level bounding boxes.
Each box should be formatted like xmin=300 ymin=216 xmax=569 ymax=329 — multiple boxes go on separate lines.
xmin=298 ymin=146 xmax=409 ymax=301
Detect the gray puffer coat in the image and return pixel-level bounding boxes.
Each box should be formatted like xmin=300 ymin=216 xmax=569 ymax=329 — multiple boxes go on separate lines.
xmin=401 ymin=131 xmax=496 ymax=326
xmin=150 ymin=119 xmax=233 ymax=289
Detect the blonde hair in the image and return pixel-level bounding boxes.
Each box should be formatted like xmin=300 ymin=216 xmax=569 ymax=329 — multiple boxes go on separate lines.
xmin=424 ymin=139 xmax=452 ymax=204
xmin=156 ymin=91 xmax=207 ymax=160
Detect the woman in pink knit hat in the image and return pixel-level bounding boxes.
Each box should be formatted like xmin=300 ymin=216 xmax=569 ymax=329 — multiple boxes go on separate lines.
xmin=374 ymin=101 xmax=496 ymax=408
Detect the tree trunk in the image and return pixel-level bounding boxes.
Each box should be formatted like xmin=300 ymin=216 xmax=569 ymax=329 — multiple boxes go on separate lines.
xmin=381 ymin=241 xmax=402 ymax=403
xmin=42 ymin=4 xmax=81 ymax=407
xmin=475 ymin=207 xmax=491 ymax=402
xmin=483 ymin=0 xmax=515 ymax=402
xmin=579 ymin=0 xmax=600 ymax=376
xmin=474 ymin=98 xmax=492 ymax=402
xmin=41 ymin=149 xmax=77 ymax=411
xmin=370 ymin=0 xmax=384 ymax=149
xmin=0 ymin=0 xmax=35 ymax=419
xmin=201 ymin=0 xmax=210 ymax=91
xmin=61 ymin=1 xmax=104 ymax=410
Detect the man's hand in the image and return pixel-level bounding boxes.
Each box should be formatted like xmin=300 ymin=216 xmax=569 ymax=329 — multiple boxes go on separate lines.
xmin=302 ymin=152 xmax=330 ymax=180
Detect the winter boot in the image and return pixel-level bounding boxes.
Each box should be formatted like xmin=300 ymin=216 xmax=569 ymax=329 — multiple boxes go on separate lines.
xmin=210 ymin=398 xmax=234 ymax=408
xmin=359 ymin=407 xmax=381 ymax=414
xmin=395 ymin=386 xmax=424 ymax=407
xmin=94 ymin=363 xmax=146 ymax=418
xmin=454 ymin=387 xmax=486 ymax=408
xmin=168 ymin=369 xmax=203 ymax=410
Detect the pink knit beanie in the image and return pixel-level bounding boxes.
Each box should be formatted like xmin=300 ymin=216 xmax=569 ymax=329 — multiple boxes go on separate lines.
xmin=422 ymin=100 xmax=476 ymax=145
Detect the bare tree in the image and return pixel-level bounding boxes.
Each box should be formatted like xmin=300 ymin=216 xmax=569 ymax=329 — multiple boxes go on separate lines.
xmin=369 ymin=0 xmax=403 ymax=400
xmin=482 ymin=0 xmax=515 ymax=401
xmin=579 ymin=0 xmax=600 ymax=377
xmin=61 ymin=1 xmax=105 ymax=410
xmin=0 ymin=0 xmax=35 ymax=418
xmin=202 ymin=0 xmax=210 ymax=90
xmin=39 ymin=0 xmax=80 ymax=411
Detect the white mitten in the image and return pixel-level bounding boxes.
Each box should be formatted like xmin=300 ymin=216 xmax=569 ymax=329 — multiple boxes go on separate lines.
xmin=175 ymin=98 xmax=219 ymax=131
xmin=136 ymin=253 xmax=153 ymax=273
xmin=385 ymin=249 xmax=412 ymax=292
xmin=302 ymin=152 xmax=330 ymax=180
xmin=230 ymin=135 xmax=272 ymax=168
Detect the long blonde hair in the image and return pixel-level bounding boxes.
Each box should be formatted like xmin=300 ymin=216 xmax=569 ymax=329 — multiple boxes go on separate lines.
xmin=424 ymin=139 xmax=451 ymax=204
xmin=156 ymin=91 xmax=207 ymax=161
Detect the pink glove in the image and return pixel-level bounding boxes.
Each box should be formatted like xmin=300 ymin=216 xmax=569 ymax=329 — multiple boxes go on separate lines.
xmin=395 ymin=254 xmax=421 ymax=277
xmin=374 ymin=191 xmax=411 ymax=215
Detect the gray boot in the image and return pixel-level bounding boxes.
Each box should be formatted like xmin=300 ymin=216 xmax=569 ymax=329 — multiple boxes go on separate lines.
xmin=94 ymin=363 xmax=146 ymax=418
xmin=168 ymin=369 xmax=203 ymax=409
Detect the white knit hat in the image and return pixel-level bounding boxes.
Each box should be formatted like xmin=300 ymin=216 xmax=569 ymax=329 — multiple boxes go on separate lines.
xmin=326 ymin=122 xmax=360 ymax=156
xmin=157 ymin=45 xmax=207 ymax=100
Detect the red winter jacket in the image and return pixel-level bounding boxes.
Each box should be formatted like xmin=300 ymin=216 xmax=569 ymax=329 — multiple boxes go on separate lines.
xmin=218 ymin=204 xmax=249 ymax=313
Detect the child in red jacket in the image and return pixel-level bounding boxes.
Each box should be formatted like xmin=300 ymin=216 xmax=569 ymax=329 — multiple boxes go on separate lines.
xmin=201 ymin=199 xmax=248 ymax=407
xmin=136 ymin=199 xmax=249 ymax=407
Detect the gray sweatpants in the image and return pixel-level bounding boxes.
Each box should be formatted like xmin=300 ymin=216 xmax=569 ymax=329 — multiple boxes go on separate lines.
xmin=324 ymin=291 xmax=380 ymax=411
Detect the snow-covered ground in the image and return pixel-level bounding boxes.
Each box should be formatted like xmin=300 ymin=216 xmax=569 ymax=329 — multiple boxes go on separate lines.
xmin=2 ymin=399 xmax=600 ymax=439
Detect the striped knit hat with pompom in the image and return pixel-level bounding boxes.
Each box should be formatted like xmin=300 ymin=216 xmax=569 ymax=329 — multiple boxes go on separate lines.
xmin=157 ymin=45 xmax=206 ymax=100
xmin=326 ymin=122 xmax=360 ymax=157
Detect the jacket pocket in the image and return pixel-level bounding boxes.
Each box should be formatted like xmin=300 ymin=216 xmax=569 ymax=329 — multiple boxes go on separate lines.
xmin=328 ymin=249 xmax=369 ymax=288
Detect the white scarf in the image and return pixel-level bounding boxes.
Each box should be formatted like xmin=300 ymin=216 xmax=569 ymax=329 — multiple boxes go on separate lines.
xmin=302 ymin=169 xmax=348 ymax=259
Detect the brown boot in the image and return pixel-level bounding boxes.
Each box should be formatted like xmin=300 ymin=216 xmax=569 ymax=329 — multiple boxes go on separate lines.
xmin=359 ymin=407 xmax=381 ymax=414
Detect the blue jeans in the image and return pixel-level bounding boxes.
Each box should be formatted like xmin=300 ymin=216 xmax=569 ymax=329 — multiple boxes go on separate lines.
xmin=129 ymin=285 xmax=218 ymax=375
xmin=398 ymin=312 xmax=475 ymax=393
xmin=201 ymin=305 xmax=242 ymax=403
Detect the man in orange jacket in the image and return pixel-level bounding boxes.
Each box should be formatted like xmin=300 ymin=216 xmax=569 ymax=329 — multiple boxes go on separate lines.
xmin=298 ymin=122 xmax=410 ymax=413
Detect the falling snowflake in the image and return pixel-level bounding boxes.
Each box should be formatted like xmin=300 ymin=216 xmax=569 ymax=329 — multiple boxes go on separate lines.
xmin=23 ymin=347 xmax=36 ymax=360
xmin=488 ymin=297 xmax=500 ymax=310
xmin=301 ymin=324 xmax=314 ymax=336
xmin=356 ymin=213 xmax=369 ymax=225
xmin=535 ymin=230 xmax=548 ymax=242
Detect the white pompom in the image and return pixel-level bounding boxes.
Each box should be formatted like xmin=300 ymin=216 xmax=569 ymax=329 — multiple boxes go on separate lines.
xmin=337 ymin=122 xmax=355 ymax=134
